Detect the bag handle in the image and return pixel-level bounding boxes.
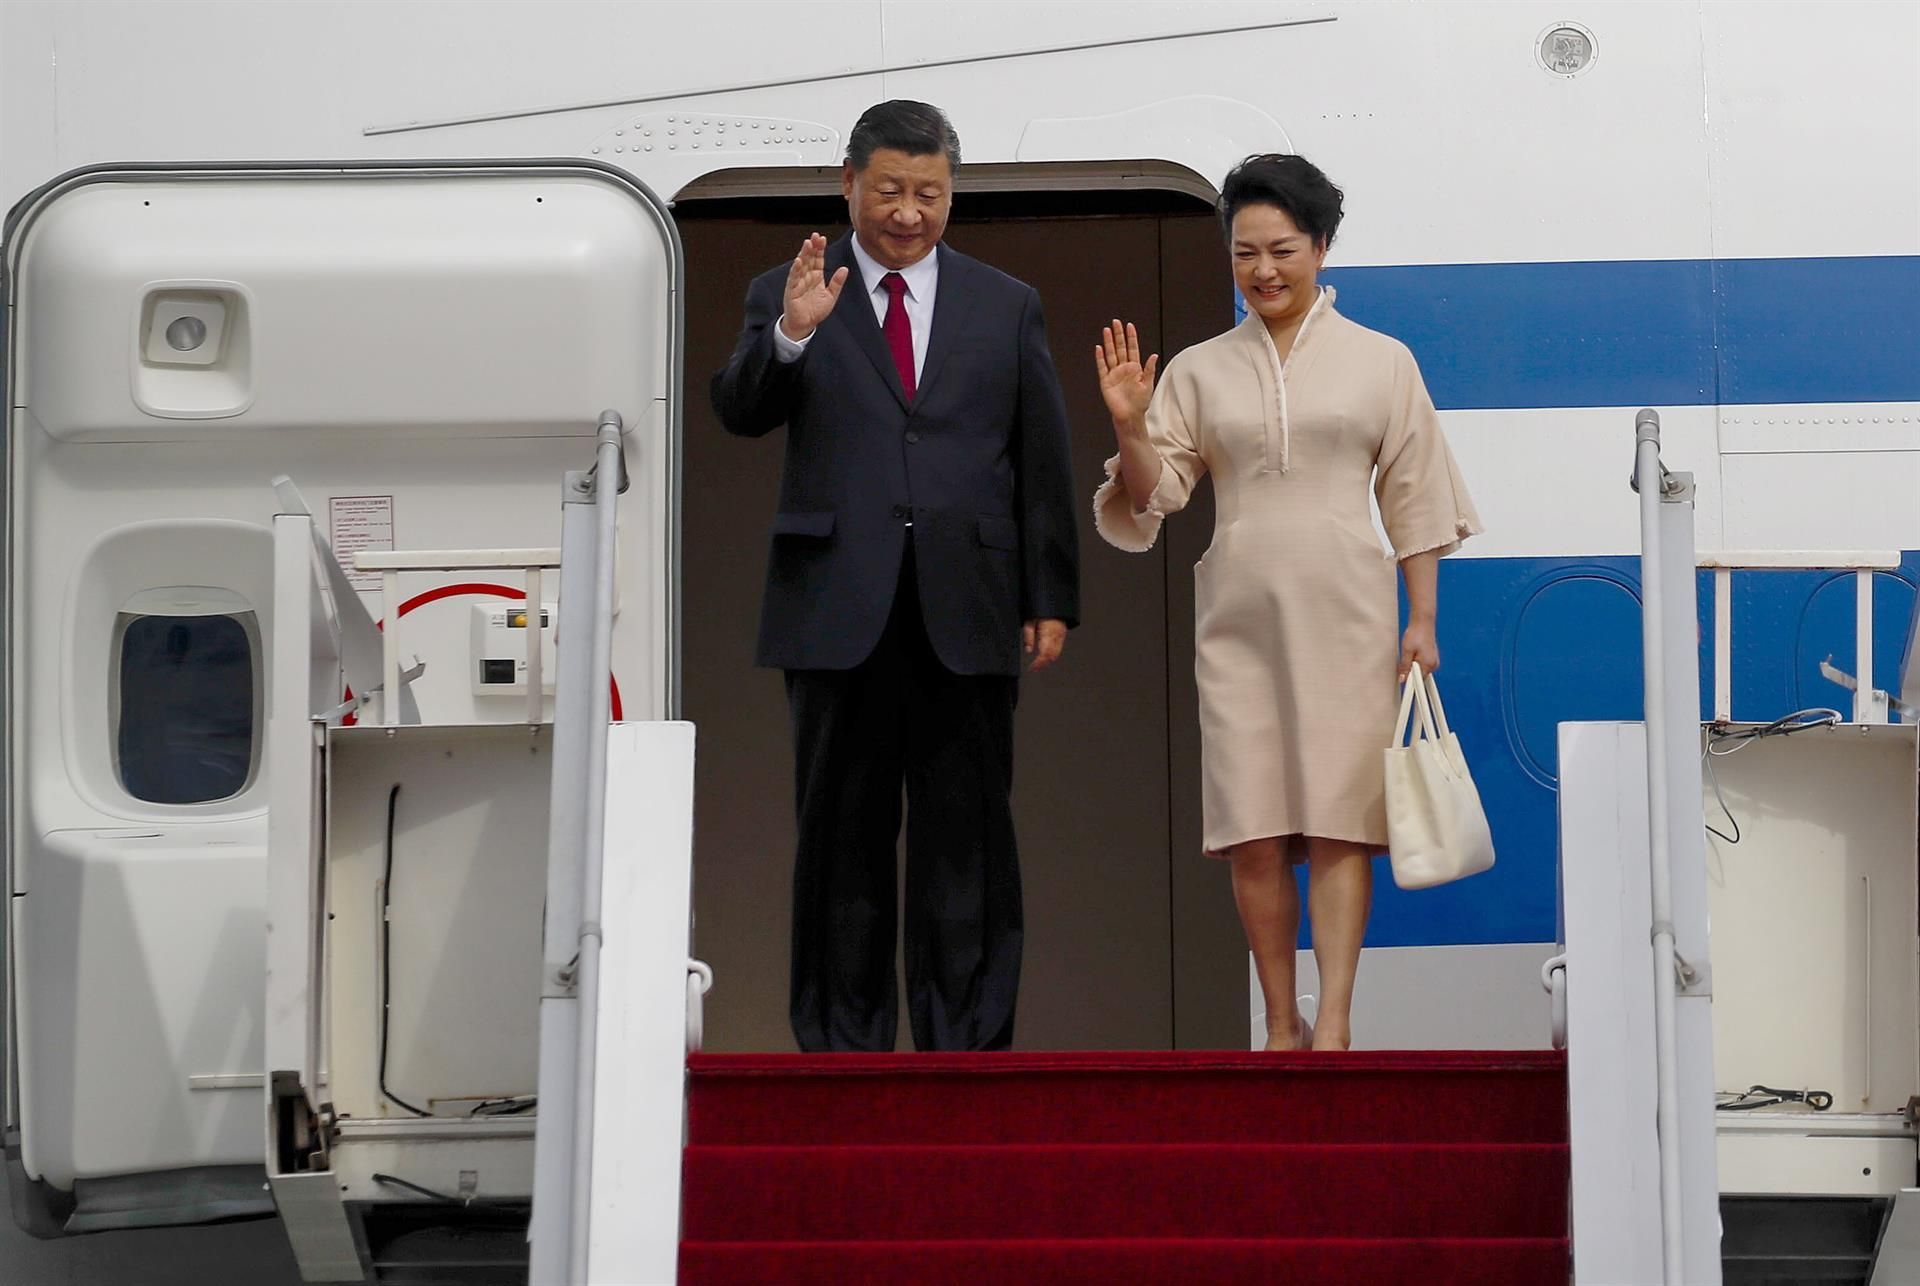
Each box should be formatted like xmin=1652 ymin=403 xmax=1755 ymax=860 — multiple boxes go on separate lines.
xmin=1394 ymin=661 xmax=1441 ymax=748
xmin=1423 ymin=669 xmax=1454 ymax=741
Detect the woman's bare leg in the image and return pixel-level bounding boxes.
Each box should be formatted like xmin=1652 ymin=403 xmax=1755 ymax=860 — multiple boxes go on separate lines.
xmin=1304 ymin=837 xmax=1373 ymax=1051
xmin=1228 ymin=836 xmax=1306 ymax=1051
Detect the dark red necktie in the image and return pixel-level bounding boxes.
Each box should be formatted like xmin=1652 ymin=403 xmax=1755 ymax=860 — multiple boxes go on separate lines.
xmin=881 ymin=272 xmax=916 ymax=402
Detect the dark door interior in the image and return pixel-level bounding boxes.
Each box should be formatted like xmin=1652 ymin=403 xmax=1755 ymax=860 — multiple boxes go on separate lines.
xmin=678 ymin=193 xmax=1244 ymax=1051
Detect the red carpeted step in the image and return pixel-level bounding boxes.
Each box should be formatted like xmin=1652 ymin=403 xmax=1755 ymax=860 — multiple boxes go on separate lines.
xmin=679 ymin=1236 xmax=1571 ymax=1286
xmin=681 ymin=1141 xmax=1567 ymax=1242
xmin=681 ymin=1051 xmax=1570 ymax=1280
xmin=687 ymin=1050 xmax=1566 ymax=1146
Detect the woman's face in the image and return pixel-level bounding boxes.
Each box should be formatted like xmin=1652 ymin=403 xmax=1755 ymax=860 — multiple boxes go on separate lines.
xmin=1230 ymin=202 xmax=1327 ymax=329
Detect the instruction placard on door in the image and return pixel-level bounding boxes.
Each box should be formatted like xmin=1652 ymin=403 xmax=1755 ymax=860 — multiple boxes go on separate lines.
xmin=329 ymin=496 xmax=394 ymax=592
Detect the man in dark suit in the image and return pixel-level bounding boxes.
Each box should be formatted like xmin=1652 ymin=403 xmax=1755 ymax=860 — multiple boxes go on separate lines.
xmin=712 ymin=100 xmax=1079 ymax=1053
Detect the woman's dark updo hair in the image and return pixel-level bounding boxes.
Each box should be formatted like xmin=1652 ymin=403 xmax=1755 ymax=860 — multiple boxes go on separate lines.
xmin=1218 ymin=154 xmax=1345 ymax=250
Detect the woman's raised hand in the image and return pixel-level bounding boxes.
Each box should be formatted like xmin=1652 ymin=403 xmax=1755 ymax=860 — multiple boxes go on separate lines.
xmin=1095 ymin=320 xmax=1159 ymax=431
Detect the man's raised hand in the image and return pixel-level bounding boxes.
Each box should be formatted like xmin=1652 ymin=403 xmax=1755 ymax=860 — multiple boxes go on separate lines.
xmin=779 ymin=233 xmax=850 ymax=342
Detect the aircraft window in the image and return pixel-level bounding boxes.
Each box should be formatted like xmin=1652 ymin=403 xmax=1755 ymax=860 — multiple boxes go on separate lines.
xmin=113 ymin=610 xmax=259 ymax=804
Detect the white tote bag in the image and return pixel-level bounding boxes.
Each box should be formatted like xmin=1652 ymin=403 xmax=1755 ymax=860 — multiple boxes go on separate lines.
xmin=1384 ymin=663 xmax=1496 ymax=890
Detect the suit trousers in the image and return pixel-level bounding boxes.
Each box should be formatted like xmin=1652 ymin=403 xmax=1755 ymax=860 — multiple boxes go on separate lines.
xmin=784 ymin=543 xmax=1022 ymax=1052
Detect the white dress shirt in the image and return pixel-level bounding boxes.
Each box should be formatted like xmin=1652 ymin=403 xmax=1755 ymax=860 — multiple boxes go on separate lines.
xmin=772 ymin=234 xmax=938 ymax=382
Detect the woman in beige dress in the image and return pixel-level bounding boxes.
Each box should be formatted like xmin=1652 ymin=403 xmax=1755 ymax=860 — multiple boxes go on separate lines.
xmin=1093 ymin=154 xmax=1480 ymax=1051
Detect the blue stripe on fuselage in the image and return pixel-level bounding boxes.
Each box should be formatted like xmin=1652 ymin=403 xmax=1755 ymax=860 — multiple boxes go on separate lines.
xmin=1296 ymin=255 xmax=1920 ymax=410
xmin=1340 ymin=552 xmax=1920 ymax=949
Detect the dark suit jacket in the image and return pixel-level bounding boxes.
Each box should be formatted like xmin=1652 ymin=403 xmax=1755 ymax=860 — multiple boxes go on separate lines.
xmin=711 ymin=233 xmax=1080 ymax=676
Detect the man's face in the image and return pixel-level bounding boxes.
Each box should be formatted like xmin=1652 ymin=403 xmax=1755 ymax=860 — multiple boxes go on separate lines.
xmin=843 ymin=147 xmax=952 ymax=271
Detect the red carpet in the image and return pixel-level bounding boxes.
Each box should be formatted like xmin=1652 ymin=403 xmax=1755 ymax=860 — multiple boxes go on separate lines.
xmin=681 ymin=1050 xmax=1568 ymax=1284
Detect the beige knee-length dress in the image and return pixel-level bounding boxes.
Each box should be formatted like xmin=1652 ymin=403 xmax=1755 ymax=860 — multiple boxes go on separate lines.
xmin=1094 ymin=289 xmax=1481 ymax=856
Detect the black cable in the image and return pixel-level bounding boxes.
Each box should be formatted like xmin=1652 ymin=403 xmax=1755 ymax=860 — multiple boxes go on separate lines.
xmin=371 ymin=1171 xmax=519 ymax=1208
xmin=1702 ymin=708 xmax=1843 ymax=845
xmin=1702 ymin=738 xmax=1741 ymax=844
xmin=1716 ymin=1084 xmax=1834 ymax=1112
xmin=1706 ymin=708 xmax=1843 ymax=751
xmin=1704 ymin=753 xmax=1741 ymax=845
xmin=372 ymin=1172 xmax=457 ymax=1203
xmin=469 ymin=1096 xmax=537 ymax=1118
xmin=379 ymin=784 xmax=432 ymax=1118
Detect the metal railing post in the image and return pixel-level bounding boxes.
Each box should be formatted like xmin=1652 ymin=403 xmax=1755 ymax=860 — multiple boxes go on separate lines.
xmin=527 ymin=411 xmax=627 ymax=1285
xmin=567 ymin=409 xmax=626 ymax=1278
xmin=1634 ymin=409 xmax=1687 ymax=1286
xmin=528 ymin=470 xmax=604 ymax=1285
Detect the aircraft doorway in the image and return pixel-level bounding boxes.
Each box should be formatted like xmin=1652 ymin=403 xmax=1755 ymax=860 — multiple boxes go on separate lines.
xmin=676 ymin=185 xmax=1244 ymax=1051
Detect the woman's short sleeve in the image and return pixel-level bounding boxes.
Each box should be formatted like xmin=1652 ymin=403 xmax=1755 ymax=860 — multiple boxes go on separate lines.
xmin=1093 ymin=368 xmax=1207 ymax=554
xmin=1374 ymin=345 xmax=1482 ymax=560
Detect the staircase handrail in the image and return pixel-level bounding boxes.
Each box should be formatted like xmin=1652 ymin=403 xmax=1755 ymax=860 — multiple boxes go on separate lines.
xmin=1632 ymin=409 xmax=1724 ymax=1286
xmin=1696 ymin=549 xmax=1901 ymax=724
xmin=353 ymin=546 xmax=563 ymax=727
